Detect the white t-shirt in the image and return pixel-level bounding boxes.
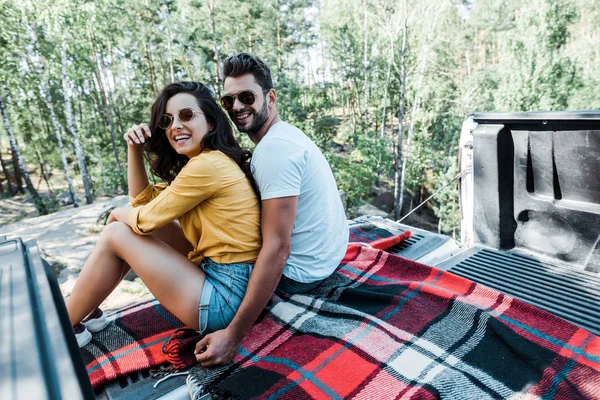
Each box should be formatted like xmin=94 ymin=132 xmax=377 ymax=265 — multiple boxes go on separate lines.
xmin=251 ymin=121 xmax=349 ymax=283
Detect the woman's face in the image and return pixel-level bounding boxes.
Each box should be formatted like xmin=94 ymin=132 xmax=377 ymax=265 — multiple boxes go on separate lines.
xmin=164 ymin=93 xmax=213 ymax=158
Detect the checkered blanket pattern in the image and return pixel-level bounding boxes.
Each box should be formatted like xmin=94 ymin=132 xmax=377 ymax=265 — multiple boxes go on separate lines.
xmin=187 ymin=223 xmax=600 ymax=399
xmin=81 ymin=300 xmax=184 ymax=388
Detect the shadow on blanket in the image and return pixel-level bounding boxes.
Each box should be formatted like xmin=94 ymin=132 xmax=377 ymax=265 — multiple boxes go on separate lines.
xmin=186 ymin=246 xmax=600 ymax=399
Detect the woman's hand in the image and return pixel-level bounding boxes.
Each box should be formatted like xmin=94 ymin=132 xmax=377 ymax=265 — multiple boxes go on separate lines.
xmin=107 ymin=207 xmax=131 ymax=225
xmin=124 ymin=123 xmax=152 ymax=147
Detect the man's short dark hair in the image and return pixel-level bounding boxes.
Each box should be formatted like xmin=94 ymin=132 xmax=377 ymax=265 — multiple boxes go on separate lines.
xmin=223 ymin=53 xmax=273 ymax=90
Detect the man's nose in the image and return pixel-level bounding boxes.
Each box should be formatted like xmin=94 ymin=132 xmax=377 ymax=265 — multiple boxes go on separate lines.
xmin=232 ymin=97 xmax=246 ymax=111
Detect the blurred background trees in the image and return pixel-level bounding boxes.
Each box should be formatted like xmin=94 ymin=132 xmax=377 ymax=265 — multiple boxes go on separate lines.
xmin=1 ymin=0 xmax=597 ymax=236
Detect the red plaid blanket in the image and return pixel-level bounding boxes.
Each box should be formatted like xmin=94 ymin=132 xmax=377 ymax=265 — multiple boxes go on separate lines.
xmin=187 ymin=227 xmax=600 ymax=399
xmin=81 ymin=300 xmax=184 ymax=388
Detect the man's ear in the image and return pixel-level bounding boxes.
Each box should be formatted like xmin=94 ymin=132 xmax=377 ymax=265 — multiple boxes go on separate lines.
xmin=268 ymin=89 xmax=277 ymax=105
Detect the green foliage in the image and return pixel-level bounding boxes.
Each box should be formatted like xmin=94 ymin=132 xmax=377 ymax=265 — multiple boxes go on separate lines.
xmin=325 ymin=130 xmax=395 ymax=208
xmin=311 ymin=116 xmax=340 ymax=148
xmin=327 ymin=152 xmax=374 ymax=209
xmin=0 ymin=0 xmax=597 ymax=235
xmin=35 ymin=193 xmax=60 ymax=215
xmin=431 ymin=158 xmax=460 ymax=237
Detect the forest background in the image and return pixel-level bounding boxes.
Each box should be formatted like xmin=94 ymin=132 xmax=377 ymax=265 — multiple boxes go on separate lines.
xmin=0 ymin=0 xmax=598 ymax=239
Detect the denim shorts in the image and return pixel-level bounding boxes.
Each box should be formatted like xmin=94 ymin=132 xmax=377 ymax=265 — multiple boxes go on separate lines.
xmin=198 ymin=258 xmax=253 ymax=335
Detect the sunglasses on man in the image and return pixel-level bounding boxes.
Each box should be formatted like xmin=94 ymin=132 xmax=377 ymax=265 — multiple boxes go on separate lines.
xmin=220 ymin=89 xmax=270 ymax=111
xmin=158 ymin=108 xmax=204 ymax=130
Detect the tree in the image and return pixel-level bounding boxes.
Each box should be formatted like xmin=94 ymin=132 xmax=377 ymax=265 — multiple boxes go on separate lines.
xmin=62 ymin=42 xmax=93 ymax=204
xmin=25 ymin=21 xmax=79 ymax=207
xmin=0 ymin=95 xmax=47 ymax=214
xmin=394 ymin=0 xmax=409 ymax=220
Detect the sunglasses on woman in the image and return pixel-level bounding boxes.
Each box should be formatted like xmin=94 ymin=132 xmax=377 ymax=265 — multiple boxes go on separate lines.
xmin=158 ymin=108 xmax=204 ymax=130
xmin=220 ymin=89 xmax=270 ymax=111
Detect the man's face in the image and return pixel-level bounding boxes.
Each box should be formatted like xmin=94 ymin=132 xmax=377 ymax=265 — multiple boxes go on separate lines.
xmin=223 ymin=74 xmax=270 ymax=136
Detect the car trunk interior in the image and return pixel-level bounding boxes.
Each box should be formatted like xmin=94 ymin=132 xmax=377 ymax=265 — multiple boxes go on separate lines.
xmin=440 ymin=112 xmax=600 ymax=336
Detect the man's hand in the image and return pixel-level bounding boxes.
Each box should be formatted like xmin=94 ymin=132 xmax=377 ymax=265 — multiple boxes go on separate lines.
xmin=193 ymin=197 xmax=298 ymax=367
xmin=194 ymin=328 xmax=240 ymax=367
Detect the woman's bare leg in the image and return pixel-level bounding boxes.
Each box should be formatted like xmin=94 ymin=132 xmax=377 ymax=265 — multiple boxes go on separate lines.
xmin=114 ymin=220 xmax=194 ymax=284
xmin=66 ymin=222 xmax=204 ymax=330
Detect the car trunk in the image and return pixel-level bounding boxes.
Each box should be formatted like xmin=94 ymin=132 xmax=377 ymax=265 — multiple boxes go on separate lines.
xmin=444 ymin=111 xmax=600 ymax=335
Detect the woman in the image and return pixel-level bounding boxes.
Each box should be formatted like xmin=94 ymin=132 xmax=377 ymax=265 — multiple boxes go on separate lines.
xmin=66 ymin=81 xmax=261 ymax=348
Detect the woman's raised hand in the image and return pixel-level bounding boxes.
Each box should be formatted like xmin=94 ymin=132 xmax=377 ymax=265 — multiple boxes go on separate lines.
xmin=124 ymin=123 xmax=152 ymax=146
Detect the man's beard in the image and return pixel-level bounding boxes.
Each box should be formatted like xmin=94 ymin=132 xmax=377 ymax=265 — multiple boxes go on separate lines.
xmin=231 ymin=100 xmax=269 ymax=136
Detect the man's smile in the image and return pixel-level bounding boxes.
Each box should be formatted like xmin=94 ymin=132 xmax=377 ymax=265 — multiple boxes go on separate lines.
xmin=234 ymin=111 xmax=253 ymax=123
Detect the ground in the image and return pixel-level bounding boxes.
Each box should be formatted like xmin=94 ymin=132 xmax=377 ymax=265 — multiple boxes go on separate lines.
xmin=0 ymin=195 xmax=153 ymax=313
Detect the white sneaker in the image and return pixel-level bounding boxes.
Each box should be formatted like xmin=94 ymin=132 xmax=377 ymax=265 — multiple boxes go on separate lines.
xmin=82 ymin=308 xmax=109 ymax=333
xmin=74 ymin=323 xmax=92 ymax=348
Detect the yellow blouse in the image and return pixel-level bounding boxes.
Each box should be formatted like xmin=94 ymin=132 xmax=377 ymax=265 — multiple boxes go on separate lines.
xmin=128 ymin=150 xmax=261 ymax=264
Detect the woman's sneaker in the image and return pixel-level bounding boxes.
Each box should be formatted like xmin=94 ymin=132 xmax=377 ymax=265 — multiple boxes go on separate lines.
xmin=82 ymin=308 xmax=109 ymax=333
xmin=74 ymin=323 xmax=92 ymax=348
xmin=73 ymin=308 xmax=109 ymax=348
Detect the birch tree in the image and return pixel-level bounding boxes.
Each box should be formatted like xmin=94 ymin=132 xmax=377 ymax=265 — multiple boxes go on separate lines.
xmin=61 ymin=42 xmax=93 ymax=204
xmin=25 ymin=22 xmax=78 ymax=207
xmin=394 ymin=0 xmax=409 ymax=220
xmin=0 ymin=95 xmax=47 ymax=214
xmin=0 ymin=139 xmax=11 ymax=195
xmin=86 ymin=24 xmax=125 ymax=189
xmin=397 ymin=2 xmax=446 ymax=218
xmin=208 ymin=0 xmax=222 ymax=97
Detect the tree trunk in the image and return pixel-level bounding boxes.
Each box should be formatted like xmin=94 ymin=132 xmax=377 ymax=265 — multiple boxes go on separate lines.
xmin=0 ymin=134 xmax=16 ymax=196
xmin=363 ymin=0 xmax=369 ymax=123
xmin=38 ymin=81 xmax=78 ymax=207
xmin=34 ymin=144 xmax=53 ymax=193
xmin=142 ymin=39 xmax=157 ymax=97
xmin=25 ymin=25 xmax=79 ymax=208
xmin=181 ymin=56 xmax=194 ymax=80
xmin=0 ymin=159 xmax=7 ymax=195
xmin=276 ymin=0 xmax=282 ymax=71
xmin=208 ymin=0 xmax=222 ymax=96
xmin=106 ymin=44 xmax=126 ymax=135
xmin=92 ymin=137 xmax=108 ymax=195
xmin=87 ymin=24 xmax=125 ymax=189
xmin=305 ymin=46 xmax=314 ymax=86
xmin=167 ymin=36 xmax=175 ymax=82
xmin=394 ymin=0 xmax=408 ymax=220
xmin=62 ymin=42 xmax=93 ymax=204
xmin=100 ymin=51 xmax=125 ymax=137
xmin=381 ymin=32 xmax=395 ymax=137
xmin=0 ymin=95 xmax=47 ymax=214
xmin=247 ymin=14 xmax=253 ymax=52
xmin=397 ymin=3 xmax=444 ymax=220
xmin=13 ymin=159 xmax=24 ymax=193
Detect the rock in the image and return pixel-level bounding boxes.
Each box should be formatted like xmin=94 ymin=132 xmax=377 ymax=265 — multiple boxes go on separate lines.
xmin=355 ymin=203 xmax=390 ymax=218
xmin=373 ymin=191 xmax=395 ymax=213
xmin=338 ymin=190 xmax=347 ymax=211
xmin=57 ymin=191 xmax=81 ymax=206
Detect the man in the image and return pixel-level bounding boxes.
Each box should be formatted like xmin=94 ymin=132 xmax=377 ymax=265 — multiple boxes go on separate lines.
xmin=195 ymin=53 xmax=348 ymax=365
